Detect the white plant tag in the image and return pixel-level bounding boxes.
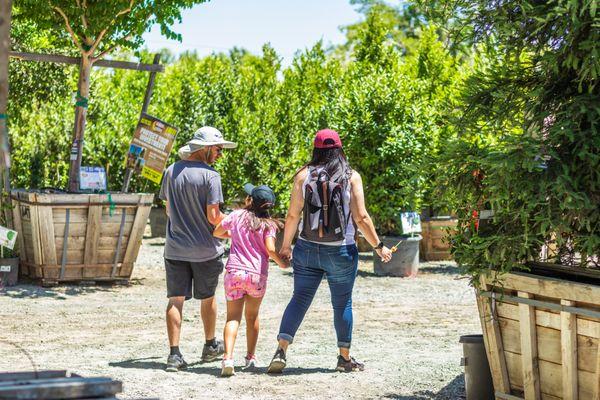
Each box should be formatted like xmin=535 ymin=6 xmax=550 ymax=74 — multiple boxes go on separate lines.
xmin=0 ymin=225 xmax=17 ymax=250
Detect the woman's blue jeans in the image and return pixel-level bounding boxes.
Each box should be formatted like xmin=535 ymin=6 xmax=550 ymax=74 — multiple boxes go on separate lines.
xmin=278 ymin=239 xmax=359 ymax=348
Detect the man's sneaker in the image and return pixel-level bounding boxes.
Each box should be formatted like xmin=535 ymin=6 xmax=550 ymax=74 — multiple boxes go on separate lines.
xmin=201 ymin=339 xmax=225 ymax=362
xmin=165 ymin=354 xmax=188 ymax=372
xmin=221 ymin=358 xmax=235 ymax=377
xmin=335 ymin=355 xmax=365 ymax=372
xmin=267 ymin=348 xmax=286 ymax=373
xmin=243 ymin=354 xmax=258 ymax=370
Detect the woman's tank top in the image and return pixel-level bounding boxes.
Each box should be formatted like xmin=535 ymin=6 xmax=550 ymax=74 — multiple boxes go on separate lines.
xmin=299 ymin=166 xmax=355 ymax=246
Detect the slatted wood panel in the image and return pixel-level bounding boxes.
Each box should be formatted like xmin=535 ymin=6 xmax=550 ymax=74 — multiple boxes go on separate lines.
xmin=11 ymin=200 xmax=26 ymax=263
xmin=84 ymin=195 xmax=102 ymax=265
xmin=562 ymin=299 xmax=578 ymax=400
xmin=11 ymin=190 xmax=153 ymax=283
xmin=503 ymin=351 xmax=596 ymax=399
xmin=120 ymin=203 xmax=152 ymax=277
xmin=519 ymin=291 xmax=541 ymax=399
xmin=476 ymin=281 xmax=511 ymax=394
xmin=595 ymin=324 xmax=600 ymax=400
xmin=419 ymin=218 xmax=457 ymax=261
xmin=478 ymin=271 xmax=600 ymax=400
xmin=36 ymin=206 xmax=57 ymax=265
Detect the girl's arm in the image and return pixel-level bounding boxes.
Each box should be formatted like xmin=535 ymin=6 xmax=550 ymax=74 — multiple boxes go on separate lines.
xmin=213 ymin=222 xmax=231 ymax=239
xmin=265 ymin=236 xmax=289 ymax=268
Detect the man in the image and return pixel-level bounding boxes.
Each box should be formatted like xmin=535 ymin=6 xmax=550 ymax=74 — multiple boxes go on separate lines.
xmin=159 ymin=126 xmax=237 ymax=372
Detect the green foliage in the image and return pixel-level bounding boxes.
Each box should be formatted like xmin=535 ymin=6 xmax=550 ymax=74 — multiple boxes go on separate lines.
xmin=8 ymin=2 xmax=467 ymax=234
xmin=9 ymin=11 xmax=73 ymax=117
xmin=8 ymin=14 xmax=74 ymax=190
xmin=14 ymin=0 xmax=208 ymax=57
xmin=428 ymin=0 xmax=600 ymax=278
xmin=341 ymin=0 xmax=429 ymax=57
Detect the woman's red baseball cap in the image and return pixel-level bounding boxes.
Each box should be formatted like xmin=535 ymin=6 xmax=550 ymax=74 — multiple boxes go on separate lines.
xmin=314 ymin=129 xmax=342 ymax=149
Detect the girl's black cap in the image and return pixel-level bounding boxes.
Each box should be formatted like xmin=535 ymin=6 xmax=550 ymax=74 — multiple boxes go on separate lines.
xmin=243 ymin=183 xmax=276 ymax=209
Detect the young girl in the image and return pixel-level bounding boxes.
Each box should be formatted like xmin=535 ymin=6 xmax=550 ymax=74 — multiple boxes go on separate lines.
xmin=213 ymin=183 xmax=287 ymax=377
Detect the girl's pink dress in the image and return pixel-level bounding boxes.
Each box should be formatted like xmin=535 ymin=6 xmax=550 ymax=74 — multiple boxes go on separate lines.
xmin=220 ymin=210 xmax=276 ymax=301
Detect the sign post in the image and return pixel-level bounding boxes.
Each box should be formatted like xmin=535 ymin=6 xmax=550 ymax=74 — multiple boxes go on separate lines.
xmin=121 ymin=54 xmax=162 ymax=192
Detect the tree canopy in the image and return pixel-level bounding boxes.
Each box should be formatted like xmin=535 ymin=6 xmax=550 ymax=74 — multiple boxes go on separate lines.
xmin=15 ymin=0 xmax=207 ymax=59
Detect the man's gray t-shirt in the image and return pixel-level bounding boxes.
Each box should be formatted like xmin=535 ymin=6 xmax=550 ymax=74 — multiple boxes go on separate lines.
xmin=159 ymin=160 xmax=224 ymax=262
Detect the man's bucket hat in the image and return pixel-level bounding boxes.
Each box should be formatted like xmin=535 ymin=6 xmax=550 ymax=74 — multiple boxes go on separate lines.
xmin=178 ymin=126 xmax=237 ymax=159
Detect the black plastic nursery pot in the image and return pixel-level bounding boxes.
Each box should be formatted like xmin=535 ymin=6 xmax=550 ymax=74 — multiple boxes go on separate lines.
xmin=148 ymin=206 xmax=167 ymax=238
xmin=459 ymin=334 xmax=494 ymax=400
xmin=373 ymin=235 xmax=422 ymax=277
xmin=0 ymin=256 xmax=19 ymax=286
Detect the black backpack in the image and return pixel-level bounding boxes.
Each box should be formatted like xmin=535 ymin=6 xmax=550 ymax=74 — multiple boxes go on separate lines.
xmin=301 ymin=167 xmax=348 ymax=242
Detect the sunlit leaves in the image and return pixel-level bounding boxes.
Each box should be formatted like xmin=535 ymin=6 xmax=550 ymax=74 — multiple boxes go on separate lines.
xmin=426 ymin=0 xmax=600 ymax=274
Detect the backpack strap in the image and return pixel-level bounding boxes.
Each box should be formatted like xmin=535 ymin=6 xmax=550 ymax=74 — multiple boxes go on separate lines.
xmin=321 ymin=174 xmax=329 ymax=229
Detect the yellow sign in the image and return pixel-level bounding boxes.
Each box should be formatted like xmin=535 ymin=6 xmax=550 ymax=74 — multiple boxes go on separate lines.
xmin=141 ymin=166 xmax=163 ymax=183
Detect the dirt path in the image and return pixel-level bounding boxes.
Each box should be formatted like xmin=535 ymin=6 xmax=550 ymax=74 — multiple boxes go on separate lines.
xmin=0 ymin=236 xmax=481 ymax=399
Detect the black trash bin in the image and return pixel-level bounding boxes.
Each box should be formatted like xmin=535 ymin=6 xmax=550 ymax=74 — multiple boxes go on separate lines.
xmin=459 ymin=334 xmax=494 ymax=400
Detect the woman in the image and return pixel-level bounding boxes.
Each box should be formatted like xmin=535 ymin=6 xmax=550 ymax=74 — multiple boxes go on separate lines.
xmin=268 ymin=129 xmax=393 ymax=373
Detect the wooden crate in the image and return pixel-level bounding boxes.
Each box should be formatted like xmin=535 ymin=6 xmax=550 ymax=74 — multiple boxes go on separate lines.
xmin=476 ymin=271 xmax=600 ymax=400
xmin=420 ymin=218 xmax=457 ymax=261
xmin=10 ymin=190 xmax=153 ymax=284
xmin=0 ymin=370 xmax=122 ymax=399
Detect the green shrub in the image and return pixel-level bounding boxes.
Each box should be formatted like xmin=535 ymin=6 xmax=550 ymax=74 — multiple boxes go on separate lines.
xmin=8 ymin=5 xmax=467 ymax=233
xmin=428 ymin=0 xmax=600 ymax=280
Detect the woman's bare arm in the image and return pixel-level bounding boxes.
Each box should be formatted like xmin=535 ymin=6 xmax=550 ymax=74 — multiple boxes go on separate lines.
xmin=349 ymin=171 xmax=392 ymax=262
xmin=279 ymin=168 xmax=307 ymax=260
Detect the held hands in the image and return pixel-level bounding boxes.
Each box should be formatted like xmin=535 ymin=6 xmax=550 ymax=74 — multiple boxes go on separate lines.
xmin=278 ymin=246 xmax=292 ymax=268
xmin=277 ymin=259 xmax=290 ymax=269
xmin=376 ymin=246 xmax=393 ymax=263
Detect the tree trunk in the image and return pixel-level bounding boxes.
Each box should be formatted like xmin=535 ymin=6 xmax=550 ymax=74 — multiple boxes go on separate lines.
xmin=0 ymin=0 xmax=12 ymax=193
xmin=0 ymin=0 xmax=13 ymax=230
xmin=67 ymin=55 xmax=93 ymax=192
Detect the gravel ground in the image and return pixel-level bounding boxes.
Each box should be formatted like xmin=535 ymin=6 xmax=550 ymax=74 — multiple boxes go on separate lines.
xmin=0 ymin=233 xmax=481 ymax=400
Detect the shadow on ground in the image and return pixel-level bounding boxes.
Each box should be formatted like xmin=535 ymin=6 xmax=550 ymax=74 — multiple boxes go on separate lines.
xmin=384 ymin=374 xmax=465 ymax=399
xmin=110 ymin=357 xmax=335 ymax=377
xmin=418 ymin=263 xmax=462 ymax=275
xmin=0 ymin=283 xmax=118 ymax=299
xmin=357 ymin=269 xmax=381 ymax=278
xmin=358 ymin=253 xmax=374 ymax=263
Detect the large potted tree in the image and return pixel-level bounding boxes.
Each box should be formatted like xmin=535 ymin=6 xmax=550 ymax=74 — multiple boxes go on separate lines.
xmin=429 ymin=0 xmax=600 ymax=398
xmin=10 ymin=1 xmax=206 ymax=285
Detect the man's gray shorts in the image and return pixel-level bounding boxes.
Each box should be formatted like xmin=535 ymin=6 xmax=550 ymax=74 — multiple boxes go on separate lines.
xmin=165 ymin=257 xmax=224 ymax=300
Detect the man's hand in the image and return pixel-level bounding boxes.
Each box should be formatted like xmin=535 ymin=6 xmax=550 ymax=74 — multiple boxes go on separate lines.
xmin=376 ymin=246 xmax=393 ymax=263
xmin=279 ymin=246 xmax=292 ymax=262
xmin=206 ymin=203 xmax=224 ymax=226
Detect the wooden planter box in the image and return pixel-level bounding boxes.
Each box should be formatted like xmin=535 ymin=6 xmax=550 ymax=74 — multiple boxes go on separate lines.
xmin=476 ymin=271 xmax=600 ymax=399
xmin=420 ymin=217 xmax=457 ymax=261
xmin=10 ymin=190 xmax=153 ymax=285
